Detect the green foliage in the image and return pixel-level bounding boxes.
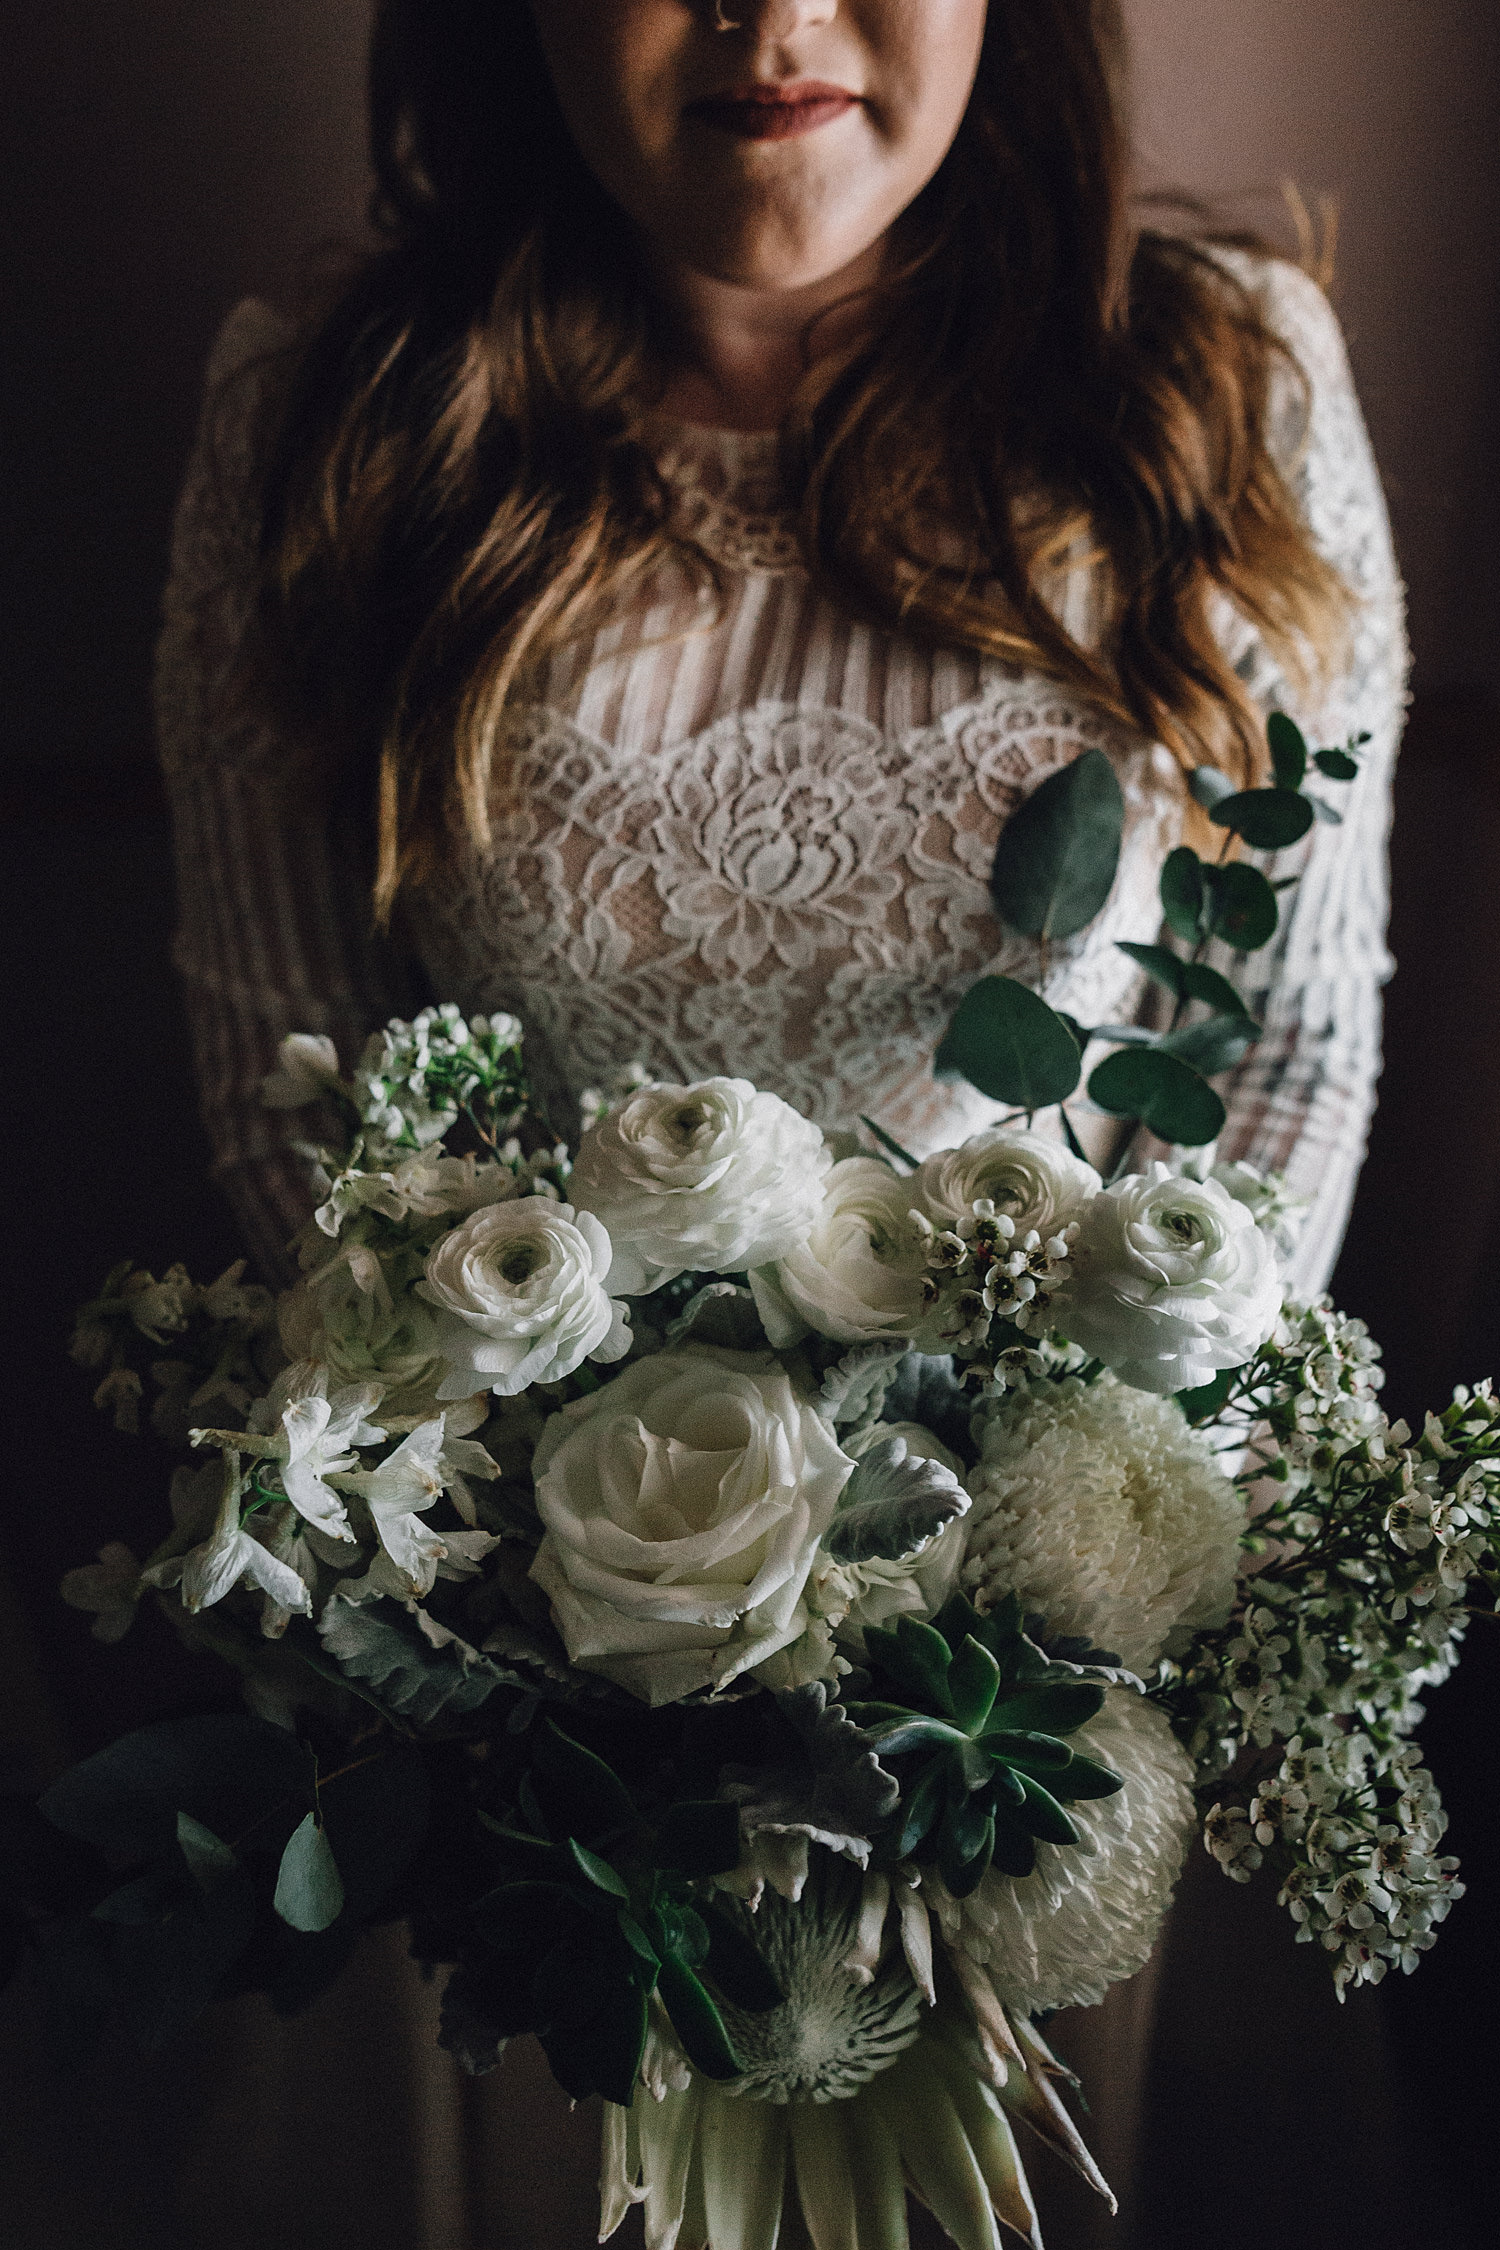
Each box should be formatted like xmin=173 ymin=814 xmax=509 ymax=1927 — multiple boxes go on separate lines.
xmin=1266 ymin=712 xmax=1309 ymax=791
xmin=1209 ymin=789 xmax=1315 ymax=851
xmin=1202 ymin=861 xmax=1280 ymax=951
xmin=988 ymin=748 xmax=1125 ymax=941
xmin=823 ymin=1436 xmax=969 ymax=1565
xmin=1156 ymin=1015 xmax=1260 ymax=1077
xmin=1087 ymin=1048 xmax=1227 ymax=1147
xmin=319 ymin=1597 xmax=528 ymax=1723
xmin=1116 ymin=943 xmax=1253 ymax=1019
xmin=1315 ymin=748 xmax=1360 ymax=782
xmin=459 ymin=1720 xmax=779 ymax=2105
xmin=273 ymin=1814 xmax=345 ymax=1933
xmin=935 ymin=977 xmax=1082 ymax=1108
xmin=1160 ymin=846 xmax=1207 ymax=944
xmin=848 ymin=1596 xmax=1123 ymax=1898
xmin=12 ymin=1714 xmax=432 ymax=2054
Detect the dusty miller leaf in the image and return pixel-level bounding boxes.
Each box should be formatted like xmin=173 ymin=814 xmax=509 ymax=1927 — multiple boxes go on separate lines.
xmin=823 ymin=1437 xmax=970 ymax=1565
xmin=719 ymin=1684 xmax=899 ymax=1865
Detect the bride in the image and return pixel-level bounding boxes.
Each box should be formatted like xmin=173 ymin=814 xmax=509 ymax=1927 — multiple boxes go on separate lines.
xmin=156 ymin=2 xmax=1404 ymax=2243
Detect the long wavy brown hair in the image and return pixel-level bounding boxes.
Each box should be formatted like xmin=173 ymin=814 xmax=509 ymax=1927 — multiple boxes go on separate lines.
xmin=254 ymin=0 xmax=1350 ymax=920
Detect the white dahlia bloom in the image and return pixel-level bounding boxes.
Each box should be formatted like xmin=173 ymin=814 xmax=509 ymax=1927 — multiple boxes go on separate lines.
xmin=916 ymin=1126 xmax=1101 ymax=1239
xmin=927 ymin=1690 xmax=1197 ymax=2014
xmin=962 ymin=1374 xmax=1243 ymax=1671
xmin=529 ymin=1349 xmax=854 ymax=1703
xmin=748 ymin=1158 xmax=927 ymax=1348
xmin=417 ymin=1199 xmax=630 ymax=1400
xmin=569 ymin=1078 xmax=831 ymax=1295
xmin=1056 ymin=1163 xmax=1282 ymax=1394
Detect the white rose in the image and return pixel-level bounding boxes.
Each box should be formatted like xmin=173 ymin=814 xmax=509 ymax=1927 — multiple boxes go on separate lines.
xmin=916 ymin=1126 xmax=1101 ymax=1239
xmin=748 ymin=1158 xmax=927 ymax=1348
xmin=529 ymin=1349 xmax=854 ymax=1704
xmin=417 ymin=1200 xmax=631 ymax=1401
xmin=1056 ymin=1163 xmax=1282 ymax=1394
xmin=568 ymin=1078 xmax=831 ymax=1295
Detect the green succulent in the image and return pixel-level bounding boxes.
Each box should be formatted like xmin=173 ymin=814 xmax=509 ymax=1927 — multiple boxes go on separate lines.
xmin=849 ymin=1594 xmax=1125 ymax=1898
xmin=463 ymin=1720 xmax=781 ymax=2106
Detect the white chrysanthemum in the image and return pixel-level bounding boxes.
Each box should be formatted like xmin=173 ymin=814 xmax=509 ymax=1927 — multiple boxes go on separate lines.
xmin=926 ymin=1691 xmax=1197 ymax=2014
xmin=962 ymin=1373 xmax=1244 ymax=1672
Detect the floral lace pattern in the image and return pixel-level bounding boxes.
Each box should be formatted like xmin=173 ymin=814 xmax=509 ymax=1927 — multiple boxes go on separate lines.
xmin=416 ymin=686 xmax=1180 ymax=1153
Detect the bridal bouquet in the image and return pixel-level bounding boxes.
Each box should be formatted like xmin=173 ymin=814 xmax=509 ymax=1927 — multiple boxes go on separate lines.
xmin=12 ymin=718 xmax=1496 ymax=2250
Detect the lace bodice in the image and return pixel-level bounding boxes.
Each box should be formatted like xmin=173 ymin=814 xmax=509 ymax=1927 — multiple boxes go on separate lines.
xmin=157 ymin=255 xmax=1406 ymax=1297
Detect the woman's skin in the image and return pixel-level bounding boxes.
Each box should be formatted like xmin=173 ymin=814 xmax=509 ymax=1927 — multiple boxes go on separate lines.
xmin=528 ymin=0 xmax=989 ymax=428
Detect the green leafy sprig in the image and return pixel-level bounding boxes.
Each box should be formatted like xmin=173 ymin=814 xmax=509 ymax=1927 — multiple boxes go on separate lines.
xmin=935 ymin=717 xmax=1368 ymax=1153
xmin=461 ymin=1719 xmax=780 ymax=2105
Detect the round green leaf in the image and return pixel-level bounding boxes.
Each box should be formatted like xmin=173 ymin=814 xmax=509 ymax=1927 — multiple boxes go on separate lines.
xmin=1266 ymin=712 xmax=1309 ymax=791
xmin=1159 ymin=847 xmax=1206 ymax=944
xmin=934 ymin=977 xmax=1082 ymax=1108
xmin=1202 ymin=862 xmax=1279 ymax=951
xmin=1158 ymin=1015 xmax=1261 ymax=1076
xmin=1314 ymin=747 xmax=1360 ymax=782
xmin=273 ymin=1813 xmax=345 ymax=1934
xmin=1087 ymin=1048 xmax=1227 ymax=1146
xmin=1178 ymin=961 xmax=1254 ymax=1017
xmin=1116 ymin=940 xmax=1186 ymax=999
xmin=988 ymin=748 xmax=1124 ymax=940
xmin=1209 ymin=789 xmax=1315 ymax=851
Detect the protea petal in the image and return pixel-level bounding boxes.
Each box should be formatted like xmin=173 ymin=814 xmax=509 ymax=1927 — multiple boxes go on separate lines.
xmin=865 ymin=2050 xmax=1004 ymax=2250
xmin=1005 ymin=2014 xmax=1116 ymax=2211
xmin=702 ymin=2094 xmax=787 ymax=2250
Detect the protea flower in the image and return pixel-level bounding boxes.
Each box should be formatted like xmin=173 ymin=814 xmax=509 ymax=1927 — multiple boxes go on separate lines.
xmin=599 ymin=1852 xmax=1112 ymax=2250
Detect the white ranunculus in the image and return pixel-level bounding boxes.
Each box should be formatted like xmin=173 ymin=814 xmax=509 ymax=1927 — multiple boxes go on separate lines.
xmin=418 ymin=1199 xmax=630 ymax=1401
xmin=927 ymin=1689 xmax=1197 ymax=2014
xmin=748 ymin=1158 xmax=928 ymax=1348
xmin=916 ymin=1127 xmax=1101 ymax=1240
xmin=568 ymin=1078 xmax=831 ymax=1295
xmin=1055 ymin=1163 xmax=1282 ymax=1394
xmin=529 ymin=1349 xmax=854 ymax=1704
xmin=962 ymin=1373 xmax=1243 ymax=1672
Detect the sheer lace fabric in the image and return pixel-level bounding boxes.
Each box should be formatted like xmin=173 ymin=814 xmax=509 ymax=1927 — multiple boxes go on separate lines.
xmin=157 ymin=255 xmax=1406 ymax=1299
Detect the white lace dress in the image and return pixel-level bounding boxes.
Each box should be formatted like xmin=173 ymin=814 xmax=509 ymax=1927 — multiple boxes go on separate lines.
xmin=159 ymin=254 xmax=1405 ymax=1307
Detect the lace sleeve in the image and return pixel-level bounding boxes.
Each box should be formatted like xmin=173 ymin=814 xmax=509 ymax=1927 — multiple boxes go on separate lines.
xmin=1199 ymin=256 xmax=1409 ymax=1296
xmin=155 ymin=302 xmax=425 ymax=1282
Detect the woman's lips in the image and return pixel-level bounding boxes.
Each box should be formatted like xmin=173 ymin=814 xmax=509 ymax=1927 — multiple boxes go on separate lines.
xmin=687 ymin=82 xmax=860 ymax=142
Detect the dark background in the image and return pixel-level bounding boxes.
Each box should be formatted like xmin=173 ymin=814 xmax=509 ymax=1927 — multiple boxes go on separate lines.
xmin=3 ymin=4 xmax=1498 ymax=2245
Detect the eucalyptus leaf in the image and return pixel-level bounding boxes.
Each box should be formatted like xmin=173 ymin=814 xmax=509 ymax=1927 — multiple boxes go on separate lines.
xmin=935 ymin=976 xmax=1082 ymax=1108
xmin=1209 ymin=789 xmax=1315 ymax=851
xmin=174 ymin=1813 xmax=239 ymax=1895
xmin=1157 ymin=1014 xmax=1261 ymax=1076
xmin=109 ymin=1865 xmax=257 ymax=2053
xmin=823 ymin=1436 xmax=970 ymax=1565
xmin=1315 ymin=748 xmax=1360 ymax=781
xmin=1087 ymin=1048 xmax=1227 ymax=1146
xmin=1116 ymin=940 xmax=1186 ymax=999
xmin=1179 ymin=962 xmax=1255 ymax=1018
xmin=39 ymin=1714 xmax=313 ymax=1866
xmin=1160 ymin=847 xmax=1206 ymax=944
xmin=1177 ymin=1366 xmax=1240 ymax=1424
xmin=1266 ymin=712 xmax=1309 ymax=791
xmin=988 ymin=748 xmax=1124 ymax=939
xmin=274 ymin=1813 xmax=345 ymax=1933
xmin=1202 ymin=862 xmax=1279 ymax=951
